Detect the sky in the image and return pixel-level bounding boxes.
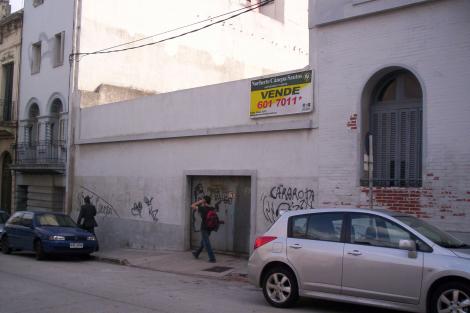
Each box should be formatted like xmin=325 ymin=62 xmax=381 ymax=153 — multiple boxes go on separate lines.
xmin=10 ymin=0 xmax=24 ymax=12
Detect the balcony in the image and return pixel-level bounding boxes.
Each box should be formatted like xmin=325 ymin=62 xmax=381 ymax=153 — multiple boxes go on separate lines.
xmin=11 ymin=140 xmax=67 ymax=173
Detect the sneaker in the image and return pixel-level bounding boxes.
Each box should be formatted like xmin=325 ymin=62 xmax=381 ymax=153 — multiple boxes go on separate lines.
xmin=192 ymin=251 xmax=199 ymax=259
xmin=209 ymin=259 xmax=216 ymax=263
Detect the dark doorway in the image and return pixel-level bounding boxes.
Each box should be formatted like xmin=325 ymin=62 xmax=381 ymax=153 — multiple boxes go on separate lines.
xmin=190 ymin=176 xmax=251 ymax=255
xmin=2 ymin=62 xmax=14 ymax=121
xmin=1 ymin=153 xmax=12 ymax=213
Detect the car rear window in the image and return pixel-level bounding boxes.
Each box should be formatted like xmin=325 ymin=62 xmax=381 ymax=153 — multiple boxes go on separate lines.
xmin=36 ymin=214 xmax=77 ymax=227
xmin=289 ymin=212 xmax=344 ymax=242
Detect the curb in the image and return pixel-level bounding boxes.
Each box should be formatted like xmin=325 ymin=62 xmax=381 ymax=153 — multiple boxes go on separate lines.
xmin=93 ymin=254 xmax=130 ymax=266
xmin=93 ymin=254 xmax=249 ymax=283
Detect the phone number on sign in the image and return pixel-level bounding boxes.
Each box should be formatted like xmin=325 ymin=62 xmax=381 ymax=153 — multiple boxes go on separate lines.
xmin=257 ymin=96 xmax=303 ymax=109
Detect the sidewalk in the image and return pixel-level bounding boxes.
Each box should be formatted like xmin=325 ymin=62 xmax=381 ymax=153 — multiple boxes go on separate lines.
xmin=93 ymin=248 xmax=249 ymax=282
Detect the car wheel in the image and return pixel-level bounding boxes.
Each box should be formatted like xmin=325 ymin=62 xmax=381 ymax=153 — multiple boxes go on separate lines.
xmin=1 ymin=236 xmax=11 ymax=254
xmin=34 ymin=240 xmax=46 ymax=261
xmin=431 ymin=281 xmax=470 ymax=313
xmin=262 ymin=266 xmax=299 ymax=308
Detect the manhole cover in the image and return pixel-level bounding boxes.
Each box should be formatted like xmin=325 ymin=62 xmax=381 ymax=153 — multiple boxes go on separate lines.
xmin=203 ymin=266 xmax=233 ymax=273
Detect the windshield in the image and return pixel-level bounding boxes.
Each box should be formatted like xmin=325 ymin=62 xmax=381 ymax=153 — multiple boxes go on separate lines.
xmin=0 ymin=213 xmax=8 ymax=223
xmin=36 ymin=214 xmax=77 ymax=227
xmin=396 ymin=216 xmax=465 ymax=248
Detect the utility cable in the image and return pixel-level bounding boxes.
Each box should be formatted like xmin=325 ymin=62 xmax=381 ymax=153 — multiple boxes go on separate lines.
xmin=70 ymin=0 xmax=273 ymax=62
xmin=94 ymin=0 xmax=272 ymax=53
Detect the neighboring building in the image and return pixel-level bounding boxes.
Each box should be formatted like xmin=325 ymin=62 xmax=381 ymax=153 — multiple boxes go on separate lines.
xmin=310 ymin=0 xmax=470 ymax=242
xmin=0 ymin=1 xmax=22 ymax=214
xmin=12 ymin=0 xmax=73 ymax=211
xmin=77 ymin=0 xmax=308 ymax=106
xmin=72 ymin=0 xmax=470 ymax=253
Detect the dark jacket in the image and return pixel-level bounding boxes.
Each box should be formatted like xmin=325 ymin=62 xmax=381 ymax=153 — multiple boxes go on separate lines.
xmin=198 ymin=205 xmax=214 ymax=231
xmin=78 ymin=203 xmax=97 ymax=229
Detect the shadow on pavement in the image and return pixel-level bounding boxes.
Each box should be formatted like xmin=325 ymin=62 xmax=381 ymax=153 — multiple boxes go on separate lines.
xmin=5 ymin=251 xmax=96 ymax=262
xmin=297 ymin=298 xmax=405 ymax=313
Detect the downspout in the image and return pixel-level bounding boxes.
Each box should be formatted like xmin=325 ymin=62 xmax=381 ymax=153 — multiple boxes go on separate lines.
xmin=65 ymin=0 xmax=82 ymax=215
xmin=12 ymin=11 xmax=24 ymax=213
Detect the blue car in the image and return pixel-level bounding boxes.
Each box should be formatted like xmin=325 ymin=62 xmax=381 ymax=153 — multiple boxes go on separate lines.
xmin=0 ymin=210 xmax=10 ymax=236
xmin=1 ymin=211 xmax=99 ymax=260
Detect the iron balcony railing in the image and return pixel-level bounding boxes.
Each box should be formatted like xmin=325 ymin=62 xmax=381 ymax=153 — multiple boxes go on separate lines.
xmin=13 ymin=140 xmax=67 ymax=166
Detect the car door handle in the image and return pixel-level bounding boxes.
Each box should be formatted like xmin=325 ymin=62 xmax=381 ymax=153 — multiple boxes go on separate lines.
xmin=347 ymin=250 xmax=362 ymax=256
xmin=289 ymin=244 xmax=302 ymax=249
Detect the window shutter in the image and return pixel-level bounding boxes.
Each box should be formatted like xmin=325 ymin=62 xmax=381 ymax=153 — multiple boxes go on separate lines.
xmin=369 ymin=71 xmax=422 ymax=187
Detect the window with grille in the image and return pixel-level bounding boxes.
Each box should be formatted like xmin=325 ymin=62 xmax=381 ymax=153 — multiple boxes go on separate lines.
xmin=369 ymin=71 xmax=423 ymax=187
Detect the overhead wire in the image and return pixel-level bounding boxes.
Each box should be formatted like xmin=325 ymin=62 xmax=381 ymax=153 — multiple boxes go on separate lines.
xmin=70 ymin=0 xmax=274 ymax=62
xmin=93 ymin=0 xmax=273 ymax=54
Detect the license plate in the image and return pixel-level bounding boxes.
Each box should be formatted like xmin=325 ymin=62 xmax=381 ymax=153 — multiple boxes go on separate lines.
xmin=70 ymin=243 xmax=84 ymax=249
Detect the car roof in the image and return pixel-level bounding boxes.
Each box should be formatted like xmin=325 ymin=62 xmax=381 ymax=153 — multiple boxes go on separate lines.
xmin=281 ymin=208 xmax=410 ymax=218
xmin=13 ymin=210 xmax=67 ymax=216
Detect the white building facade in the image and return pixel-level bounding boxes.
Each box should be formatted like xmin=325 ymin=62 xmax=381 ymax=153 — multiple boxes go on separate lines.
xmin=75 ymin=0 xmax=308 ymax=106
xmin=72 ymin=0 xmax=470 ymax=253
xmin=13 ymin=0 xmax=74 ymax=211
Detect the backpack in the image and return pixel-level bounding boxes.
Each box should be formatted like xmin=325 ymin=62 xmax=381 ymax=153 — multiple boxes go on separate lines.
xmin=204 ymin=209 xmax=220 ymax=232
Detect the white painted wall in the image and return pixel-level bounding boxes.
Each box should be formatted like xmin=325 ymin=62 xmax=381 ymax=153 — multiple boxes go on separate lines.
xmin=19 ymin=0 xmax=73 ymax=128
xmin=74 ymin=76 xmax=318 ymax=250
xmin=311 ymin=0 xmax=470 ymax=231
xmin=77 ymin=0 xmax=308 ymax=99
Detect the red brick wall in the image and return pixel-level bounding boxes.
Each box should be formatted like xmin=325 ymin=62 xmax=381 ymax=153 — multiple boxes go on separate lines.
xmin=359 ymin=173 xmax=470 ymax=224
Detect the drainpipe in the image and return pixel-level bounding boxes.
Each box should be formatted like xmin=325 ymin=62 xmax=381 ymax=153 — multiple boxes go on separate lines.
xmin=12 ymin=12 xmax=23 ymax=214
xmin=64 ymin=0 xmax=82 ymax=215
xmin=368 ymin=133 xmax=374 ymax=209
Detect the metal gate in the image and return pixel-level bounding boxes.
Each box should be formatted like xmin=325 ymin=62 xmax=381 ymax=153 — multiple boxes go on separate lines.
xmin=190 ymin=176 xmax=251 ymax=255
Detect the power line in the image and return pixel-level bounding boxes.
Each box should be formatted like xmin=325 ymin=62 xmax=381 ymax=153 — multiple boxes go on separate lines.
xmin=94 ymin=0 xmax=272 ymax=54
xmin=70 ymin=0 xmax=273 ymax=62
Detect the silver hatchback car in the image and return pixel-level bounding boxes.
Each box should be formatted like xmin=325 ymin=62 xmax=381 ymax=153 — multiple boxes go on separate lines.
xmin=248 ymin=208 xmax=470 ymax=313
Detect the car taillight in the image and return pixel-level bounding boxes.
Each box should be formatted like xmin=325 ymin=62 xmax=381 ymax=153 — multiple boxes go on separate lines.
xmin=254 ymin=236 xmax=277 ymax=250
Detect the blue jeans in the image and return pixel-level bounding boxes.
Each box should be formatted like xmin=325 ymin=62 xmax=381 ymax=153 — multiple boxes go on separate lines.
xmin=195 ymin=229 xmax=215 ymax=261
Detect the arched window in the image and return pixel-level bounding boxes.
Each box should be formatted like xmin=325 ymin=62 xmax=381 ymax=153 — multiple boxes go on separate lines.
xmin=48 ymin=99 xmax=63 ymax=142
xmin=370 ymin=70 xmax=423 ymax=187
xmin=26 ymin=103 xmax=40 ymax=145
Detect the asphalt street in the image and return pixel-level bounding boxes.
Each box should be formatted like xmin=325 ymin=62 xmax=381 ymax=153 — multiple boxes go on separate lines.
xmin=0 ymin=253 xmax=403 ymax=313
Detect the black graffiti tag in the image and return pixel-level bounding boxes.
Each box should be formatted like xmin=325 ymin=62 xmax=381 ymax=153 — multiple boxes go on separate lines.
xmin=207 ymin=185 xmax=235 ymax=205
xmin=131 ymin=202 xmax=143 ymax=217
xmin=145 ymin=196 xmax=159 ymax=222
xmin=78 ymin=186 xmax=119 ymax=218
xmin=130 ymin=196 xmax=158 ymax=222
xmin=262 ymin=184 xmax=315 ymax=224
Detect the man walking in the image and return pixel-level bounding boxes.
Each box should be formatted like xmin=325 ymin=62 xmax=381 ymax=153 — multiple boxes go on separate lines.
xmin=191 ymin=195 xmax=216 ymax=263
xmin=78 ymin=196 xmax=98 ymax=234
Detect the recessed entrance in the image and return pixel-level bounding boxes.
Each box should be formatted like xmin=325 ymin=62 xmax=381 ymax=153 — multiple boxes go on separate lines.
xmin=190 ymin=176 xmax=251 ymax=256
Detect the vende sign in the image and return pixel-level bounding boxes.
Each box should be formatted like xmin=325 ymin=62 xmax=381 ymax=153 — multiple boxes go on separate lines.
xmin=250 ymin=70 xmax=313 ymax=118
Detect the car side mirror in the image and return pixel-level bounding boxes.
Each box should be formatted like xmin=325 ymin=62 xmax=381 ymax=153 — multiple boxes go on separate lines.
xmin=399 ymin=239 xmax=417 ymax=258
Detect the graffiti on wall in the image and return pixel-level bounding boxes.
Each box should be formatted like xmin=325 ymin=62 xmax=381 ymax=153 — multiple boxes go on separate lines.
xmin=207 ymin=185 xmax=235 ymax=205
xmin=77 ymin=186 xmax=120 ymax=218
xmin=261 ymin=184 xmax=315 ymax=224
xmin=191 ymin=182 xmax=235 ymax=232
xmin=130 ymin=196 xmax=159 ymax=222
